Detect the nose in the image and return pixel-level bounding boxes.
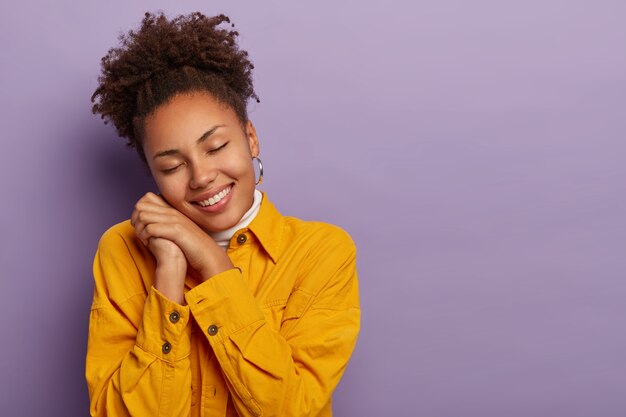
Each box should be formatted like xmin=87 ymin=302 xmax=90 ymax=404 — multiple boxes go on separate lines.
xmin=188 ymin=160 xmax=217 ymax=190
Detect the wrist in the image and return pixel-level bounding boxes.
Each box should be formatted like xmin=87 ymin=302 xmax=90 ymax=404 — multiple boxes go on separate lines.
xmin=197 ymin=254 xmax=234 ymax=281
xmin=154 ymin=263 xmax=186 ymax=304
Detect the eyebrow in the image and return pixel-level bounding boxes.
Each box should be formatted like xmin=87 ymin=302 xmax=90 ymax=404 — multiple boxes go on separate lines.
xmin=152 ymin=125 xmax=226 ymax=160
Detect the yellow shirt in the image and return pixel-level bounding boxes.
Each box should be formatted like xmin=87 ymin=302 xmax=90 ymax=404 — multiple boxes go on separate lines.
xmin=86 ymin=193 xmax=360 ymax=417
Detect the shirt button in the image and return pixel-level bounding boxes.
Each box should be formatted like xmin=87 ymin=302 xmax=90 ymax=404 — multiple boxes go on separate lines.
xmin=236 ymin=234 xmax=247 ymax=244
xmin=169 ymin=311 xmax=180 ymax=323
xmin=162 ymin=341 xmax=172 ymax=354
xmin=207 ymin=324 xmax=219 ymax=336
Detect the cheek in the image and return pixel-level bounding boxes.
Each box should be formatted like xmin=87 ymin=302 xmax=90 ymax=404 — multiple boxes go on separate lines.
xmin=152 ymin=174 xmax=188 ymax=204
xmin=223 ymin=153 xmax=254 ymax=180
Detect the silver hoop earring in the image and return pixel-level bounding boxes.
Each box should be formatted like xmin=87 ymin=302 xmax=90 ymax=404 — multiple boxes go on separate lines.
xmin=253 ymin=156 xmax=264 ymax=186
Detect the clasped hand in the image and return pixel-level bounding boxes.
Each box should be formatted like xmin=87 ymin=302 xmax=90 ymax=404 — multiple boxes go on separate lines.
xmin=130 ymin=192 xmax=233 ymax=303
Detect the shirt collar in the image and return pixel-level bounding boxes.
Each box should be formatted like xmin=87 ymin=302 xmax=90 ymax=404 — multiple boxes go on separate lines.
xmin=210 ymin=189 xmax=262 ymax=250
xmin=246 ymin=191 xmax=285 ymax=263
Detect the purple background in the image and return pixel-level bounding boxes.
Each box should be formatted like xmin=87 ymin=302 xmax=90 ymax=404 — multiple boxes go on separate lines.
xmin=1 ymin=1 xmax=625 ymax=415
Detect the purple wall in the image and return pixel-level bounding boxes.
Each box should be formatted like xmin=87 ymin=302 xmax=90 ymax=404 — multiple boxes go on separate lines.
xmin=1 ymin=0 xmax=625 ymax=415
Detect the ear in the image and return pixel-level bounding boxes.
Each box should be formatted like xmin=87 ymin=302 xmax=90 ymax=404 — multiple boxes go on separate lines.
xmin=245 ymin=120 xmax=260 ymax=157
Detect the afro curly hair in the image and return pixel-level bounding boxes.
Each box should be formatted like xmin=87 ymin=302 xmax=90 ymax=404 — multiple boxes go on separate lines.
xmin=91 ymin=11 xmax=259 ymax=163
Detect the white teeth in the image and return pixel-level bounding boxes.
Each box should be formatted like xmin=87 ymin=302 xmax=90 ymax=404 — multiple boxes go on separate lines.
xmin=197 ymin=186 xmax=231 ymax=207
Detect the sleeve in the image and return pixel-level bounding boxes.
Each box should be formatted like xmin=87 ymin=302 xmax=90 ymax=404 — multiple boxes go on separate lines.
xmin=184 ymin=228 xmax=360 ymax=417
xmin=86 ymin=227 xmax=193 ymax=417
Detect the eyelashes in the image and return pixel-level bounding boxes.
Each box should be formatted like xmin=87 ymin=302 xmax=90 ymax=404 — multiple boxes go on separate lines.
xmin=207 ymin=142 xmax=229 ymax=154
xmin=162 ymin=164 xmax=182 ymax=174
xmin=160 ymin=142 xmax=230 ymax=174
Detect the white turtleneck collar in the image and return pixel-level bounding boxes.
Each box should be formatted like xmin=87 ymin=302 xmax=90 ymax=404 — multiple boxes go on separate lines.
xmin=209 ymin=189 xmax=263 ymax=250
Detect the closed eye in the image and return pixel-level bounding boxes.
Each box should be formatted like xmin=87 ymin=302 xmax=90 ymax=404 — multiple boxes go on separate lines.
xmin=162 ymin=164 xmax=182 ymax=174
xmin=207 ymin=142 xmax=229 ymax=154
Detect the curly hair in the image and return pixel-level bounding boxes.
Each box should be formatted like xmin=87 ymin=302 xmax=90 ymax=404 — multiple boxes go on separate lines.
xmin=91 ymin=11 xmax=259 ymax=162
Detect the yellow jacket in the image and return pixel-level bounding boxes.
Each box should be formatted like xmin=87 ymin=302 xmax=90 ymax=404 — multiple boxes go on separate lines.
xmin=86 ymin=194 xmax=360 ymax=417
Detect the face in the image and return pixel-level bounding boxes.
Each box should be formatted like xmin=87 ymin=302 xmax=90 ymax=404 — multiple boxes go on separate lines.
xmin=142 ymin=92 xmax=260 ymax=233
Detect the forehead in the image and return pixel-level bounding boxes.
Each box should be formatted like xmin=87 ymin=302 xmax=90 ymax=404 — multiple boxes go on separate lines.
xmin=143 ymin=92 xmax=240 ymax=150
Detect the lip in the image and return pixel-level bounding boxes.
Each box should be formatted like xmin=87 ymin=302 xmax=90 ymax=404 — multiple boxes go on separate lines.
xmin=192 ymin=183 xmax=233 ymax=203
xmin=191 ymin=183 xmax=234 ymax=213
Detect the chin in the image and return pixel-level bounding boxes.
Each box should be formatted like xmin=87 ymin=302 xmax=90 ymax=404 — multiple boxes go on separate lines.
xmin=200 ymin=213 xmax=240 ymax=233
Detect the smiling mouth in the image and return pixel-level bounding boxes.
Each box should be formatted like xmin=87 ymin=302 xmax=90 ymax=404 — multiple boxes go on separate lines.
xmin=195 ymin=185 xmax=232 ymax=207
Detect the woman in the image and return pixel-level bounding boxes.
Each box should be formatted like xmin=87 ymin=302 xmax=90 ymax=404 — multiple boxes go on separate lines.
xmin=86 ymin=11 xmax=360 ymax=417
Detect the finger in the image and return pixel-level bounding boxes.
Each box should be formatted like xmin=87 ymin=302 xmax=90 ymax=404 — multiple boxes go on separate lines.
xmin=133 ymin=192 xmax=168 ymax=214
xmin=146 ymin=236 xmax=182 ymax=254
xmin=156 ymin=193 xmax=174 ymax=207
xmin=138 ymin=201 xmax=177 ymax=218
xmin=132 ymin=197 xmax=175 ymax=226
xmin=137 ymin=222 xmax=183 ymax=245
xmin=133 ymin=211 xmax=179 ymax=242
xmin=144 ymin=192 xmax=173 ymax=208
